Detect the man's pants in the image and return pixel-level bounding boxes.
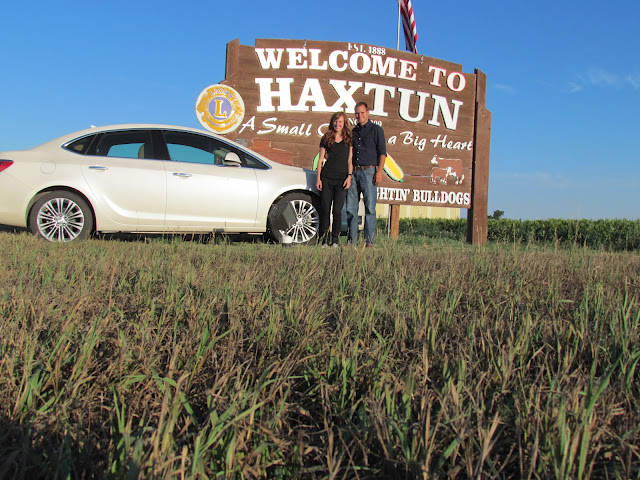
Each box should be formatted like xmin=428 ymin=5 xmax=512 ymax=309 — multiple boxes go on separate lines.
xmin=346 ymin=167 xmax=377 ymax=245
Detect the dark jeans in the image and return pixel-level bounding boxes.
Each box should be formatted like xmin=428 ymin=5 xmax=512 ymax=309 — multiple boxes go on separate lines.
xmin=346 ymin=167 xmax=377 ymax=245
xmin=319 ymin=176 xmax=348 ymax=244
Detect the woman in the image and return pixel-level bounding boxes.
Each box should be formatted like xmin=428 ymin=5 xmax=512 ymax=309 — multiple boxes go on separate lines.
xmin=316 ymin=112 xmax=353 ymax=247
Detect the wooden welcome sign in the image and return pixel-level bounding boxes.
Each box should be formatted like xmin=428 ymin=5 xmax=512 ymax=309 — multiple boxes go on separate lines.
xmin=197 ymin=38 xmax=491 ymax=243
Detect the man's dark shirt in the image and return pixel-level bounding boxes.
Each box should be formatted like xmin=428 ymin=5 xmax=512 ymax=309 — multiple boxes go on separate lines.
xmin=352 ymin=121 xmax=386 ymax=167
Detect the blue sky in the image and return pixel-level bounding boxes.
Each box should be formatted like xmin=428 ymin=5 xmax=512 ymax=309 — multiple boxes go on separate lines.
xmin=1 ymin=0 xmax=638 ymax=220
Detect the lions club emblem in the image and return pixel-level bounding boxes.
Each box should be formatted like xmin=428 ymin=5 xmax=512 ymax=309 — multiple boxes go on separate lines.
xmin=195 ymin=84 xmax=245 ymax=134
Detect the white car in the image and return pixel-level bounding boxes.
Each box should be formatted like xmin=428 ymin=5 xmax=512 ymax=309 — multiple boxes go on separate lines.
xmin=0 ymin=124 xmax=322 ymax=243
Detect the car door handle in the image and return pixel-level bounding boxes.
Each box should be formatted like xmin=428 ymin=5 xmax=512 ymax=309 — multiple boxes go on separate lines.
xmin=172 ymin=172 xmax=192 ymax=178
xmin=88 ymin=165 xmax=108 ymax=171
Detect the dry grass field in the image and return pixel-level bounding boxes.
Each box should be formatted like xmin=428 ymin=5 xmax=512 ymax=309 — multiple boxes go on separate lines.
xmin=0 ymin=232 xmax=639 ymax=478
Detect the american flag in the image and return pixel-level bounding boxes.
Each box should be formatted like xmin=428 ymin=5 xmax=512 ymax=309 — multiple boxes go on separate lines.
xmin=399 ymin=0 xmax=418 ymax=54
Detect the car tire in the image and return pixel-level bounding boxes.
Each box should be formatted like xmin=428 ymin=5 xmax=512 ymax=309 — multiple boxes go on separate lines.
xmin=29 ymin=191 xmax=93 ymax=242
xmin=268 ymin=192 xmax=319 ymax=245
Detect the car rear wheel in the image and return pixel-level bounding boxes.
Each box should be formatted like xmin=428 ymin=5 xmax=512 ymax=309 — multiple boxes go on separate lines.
xmin=268 ymin=193 xmax=319 ymax=245
xmin=29 ymin=191 xmax=93 ymax=242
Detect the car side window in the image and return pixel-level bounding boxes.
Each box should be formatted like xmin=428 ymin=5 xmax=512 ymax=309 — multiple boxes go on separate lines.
xmin=64 ymin=134 xmax=98 ymax=154
xmin=162 ymin=130 xmax=239 ymax=166
xmin=242 ymin=153 xmax=269 ymax=170
xmin=93 ymin=131 xmax=157 ymax=160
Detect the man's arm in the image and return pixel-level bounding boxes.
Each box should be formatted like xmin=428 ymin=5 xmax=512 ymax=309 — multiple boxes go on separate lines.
xmin=375 ymin=154 xmax=386 ymax=185
xmin=375 ymin=127 xmax=387 ymax=185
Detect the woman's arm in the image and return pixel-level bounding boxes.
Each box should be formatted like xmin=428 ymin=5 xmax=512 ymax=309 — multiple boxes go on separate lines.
xmin=316 ymin=146 xmax=326 ymax=191
xmin=343 ymin=146 xmax=353 ymax=189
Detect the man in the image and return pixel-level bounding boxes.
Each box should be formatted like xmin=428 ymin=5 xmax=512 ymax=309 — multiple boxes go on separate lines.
xmin=346 ymin=102 xmax=386 ymax=246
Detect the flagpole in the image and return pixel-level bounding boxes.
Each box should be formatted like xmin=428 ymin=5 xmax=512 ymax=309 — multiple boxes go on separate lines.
xmin=396 ymin=0 xmax=401 ymax=50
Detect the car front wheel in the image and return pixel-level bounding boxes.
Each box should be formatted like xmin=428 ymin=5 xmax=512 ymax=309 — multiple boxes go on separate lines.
xmin=268 ymin=193 xmax=319 ymax=245
xmin=29 ymin=191 xmax=93 ymax=242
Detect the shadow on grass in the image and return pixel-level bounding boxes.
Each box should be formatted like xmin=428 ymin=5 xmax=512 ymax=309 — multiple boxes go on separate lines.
xmin=0 ymin=224 xmax=26 ymax=234
xmin=0 ymin=415 xmax=116 ymax=479
xmin=0 ymin=224 xmax=268 ymax=245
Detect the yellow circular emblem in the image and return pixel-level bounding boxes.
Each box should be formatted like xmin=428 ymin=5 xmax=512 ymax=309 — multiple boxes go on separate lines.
xmin=195 ymin=84 xmax=245 ymax=134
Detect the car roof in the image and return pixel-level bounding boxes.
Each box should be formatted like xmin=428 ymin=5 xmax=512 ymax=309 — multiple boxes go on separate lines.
xmin=34 ymin=124 xmax=306 ymax=172
xmin=44 ymin=124 xmax=222 ymax=145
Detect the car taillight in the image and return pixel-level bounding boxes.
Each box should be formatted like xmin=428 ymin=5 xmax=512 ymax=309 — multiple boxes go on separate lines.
xmin=0 ymin=160 xmax=13 ymax=173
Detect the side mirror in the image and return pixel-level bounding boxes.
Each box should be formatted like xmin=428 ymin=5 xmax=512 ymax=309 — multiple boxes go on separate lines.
xmin=223 ymin=152 xmax=242 ymax=167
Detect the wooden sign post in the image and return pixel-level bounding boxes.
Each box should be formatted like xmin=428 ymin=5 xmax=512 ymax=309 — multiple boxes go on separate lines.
xmin=466 ymin=69 xmax=491 ymax=245
xmin=388 ymin=204 xmax=401 ymax=239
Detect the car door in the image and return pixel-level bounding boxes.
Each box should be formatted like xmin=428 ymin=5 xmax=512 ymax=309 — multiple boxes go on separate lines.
xmin=81 ymin=130 xmax=166 ymax=228
xmin=162 ymin=130 xmax=259 ymax=231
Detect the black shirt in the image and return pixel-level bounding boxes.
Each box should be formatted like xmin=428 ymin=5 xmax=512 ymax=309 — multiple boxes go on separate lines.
xmin=352 ymin=121 xmax=386 ymax=167
xmin=319 ymin=138 xmax=350 ymax=180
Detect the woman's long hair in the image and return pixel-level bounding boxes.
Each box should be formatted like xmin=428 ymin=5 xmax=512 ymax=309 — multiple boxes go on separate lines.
xmin=323 ymin=112 xmax=352 ymax=148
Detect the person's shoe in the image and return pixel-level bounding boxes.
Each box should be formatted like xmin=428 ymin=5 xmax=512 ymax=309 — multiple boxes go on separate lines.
xmin=321 ymin=243 xmax=328 ymax=248
xmin=332 ymin=243 xmax=339 ymax=248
